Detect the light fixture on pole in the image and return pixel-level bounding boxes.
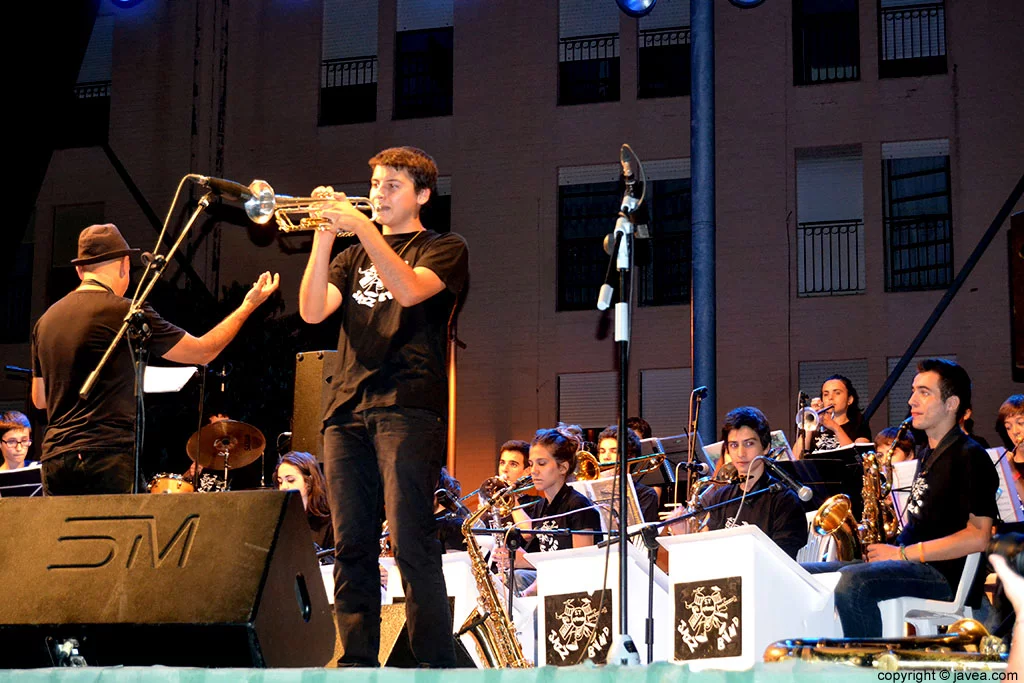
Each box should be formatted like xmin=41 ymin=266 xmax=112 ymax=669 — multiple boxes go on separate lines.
xmin=615 ymin=0 xmax=657 ymax=18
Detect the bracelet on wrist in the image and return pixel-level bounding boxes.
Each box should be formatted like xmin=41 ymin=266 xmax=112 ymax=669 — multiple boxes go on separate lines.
xmin=918 ymin=543 xmax=926 ymax=563
xmin=899 ymin=545 xmax=908 ymax=561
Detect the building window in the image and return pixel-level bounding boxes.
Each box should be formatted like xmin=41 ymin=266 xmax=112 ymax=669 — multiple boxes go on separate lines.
xmin=637 ymin=0 xmax=690 ymax=99
xmin=637 ymin=178 xmax=691 ymax=307
xmin=793 ymin=0 xmax=860 ymax=85
xmin=320 ymin=0 xmax=378 ymax=125
xmin=883 ymin=144 xmax=953 ymax=292
xmin=558 ymin=371 xmax=618 ymax=433
xmin=878 ymin=0 xmax=946 ymax=79
xmin=60 ymin=15 xmax=113 ymax=148
xmin=557 ymin=180 xmax=619 ymax=311
xmin=2 ymin=229 xmax=34 ymax=344
xmin=796 ymin=151 xmax=866 ymax=296
xmin=559 ymin=1 xmax=620 ymax=106
xmin=394 ymin=27 xmax=453 ymax=119
xmin=557 ymin=161 xmax=692 ymax=311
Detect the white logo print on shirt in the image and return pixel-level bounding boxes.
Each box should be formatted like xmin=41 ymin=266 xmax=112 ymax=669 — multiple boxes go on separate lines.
xmin=906 ymin=476 xmax=929 ymax=517
xmin=352 ymin=264 xmax=393 ymax=308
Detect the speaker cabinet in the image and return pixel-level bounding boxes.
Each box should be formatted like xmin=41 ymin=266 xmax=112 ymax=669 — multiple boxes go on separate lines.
xmin=292 ymin=350 xmax=338 ymax=461
xmin=0 ymin=490 xmax=335 ymax=667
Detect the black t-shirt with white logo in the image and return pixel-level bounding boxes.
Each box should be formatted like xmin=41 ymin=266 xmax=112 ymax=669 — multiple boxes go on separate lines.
xmin=703 ymin=471 xmax=808 ymax=559
xmin=31 ymin=290 xmax=185 ymax=461
xmin=525 ymin=484 xmax=602 ymax=554
xmin=325 ymin=230 xmax=469 ymax=420
xmin=805 ymin=417 xmax=873 ymax=454
xmin=897 ymin=426 xmax=999 ymax=590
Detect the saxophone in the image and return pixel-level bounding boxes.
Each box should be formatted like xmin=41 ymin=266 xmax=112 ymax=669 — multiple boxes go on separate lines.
xmin=458 ymin=475 xmax=533 ymax=668
xmin=812 ymin=420 xmax=907 ymax=560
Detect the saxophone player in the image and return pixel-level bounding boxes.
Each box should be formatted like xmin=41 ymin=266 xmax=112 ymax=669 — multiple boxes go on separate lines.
xmin=803 ymin=359 xmax=999 ymax=637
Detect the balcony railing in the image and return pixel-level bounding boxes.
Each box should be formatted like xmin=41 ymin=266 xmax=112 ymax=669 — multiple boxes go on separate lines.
xmin=74 ymin=80 xmax=112 ymax=99
xmin=797 ymin=219 xmax=866 ymax=296
xmin=319 ymin=56 xmax=378 ymax=126
xmin=321 ymin=55 xmax=378 ymax=88
xmin=559 ymin=33 xmax=620 ymax=105
xmin=885 ymin=213 xmax=953 ymax=291
xmin=879 ymin=2 xmax=946 ymax=78
xmin=794 ymin=11 xmax=860 ymax=85
xmin=59 ymin=80 xmax=111 ymax=148
xmin=638 ymin=27 xmax=691 ymax=99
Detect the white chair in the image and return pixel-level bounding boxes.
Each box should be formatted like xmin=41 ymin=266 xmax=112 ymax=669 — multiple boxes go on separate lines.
xmin=877 ymin=551 xmax=982 ymax=636
xmin=796 ymin=511 xmax=836 ymax=563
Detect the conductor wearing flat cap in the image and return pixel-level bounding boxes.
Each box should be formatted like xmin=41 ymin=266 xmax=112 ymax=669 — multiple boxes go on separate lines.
xmin=30 ymin=223 xmax=280 ymax=495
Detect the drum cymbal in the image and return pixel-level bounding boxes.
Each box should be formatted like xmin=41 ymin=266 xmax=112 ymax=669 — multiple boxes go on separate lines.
xmin=186 ymin=420 xmax=265 ymax=470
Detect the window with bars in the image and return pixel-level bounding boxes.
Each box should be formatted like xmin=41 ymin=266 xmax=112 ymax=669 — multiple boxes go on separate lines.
xmin=558 ymin=34 xmax=621 ymax=105
xmin=60 ymin=15 xmax=113 ymax=148
xmin=557 ymin=178 xmax=691 ymax=311
xmin=394 ymin=27 xmax=453 ymax=119
xmin=883 ymin=155 xmax=953 ymax=292
xmin=793 ymin=0 xmax=860 ymax=85
xmin=637 ymin=26 xmax=690 ymax=99
xmin=320 ymin=0 xmax=378 ymax=125
xmin=878 ymin=0 xmax=946 ymax=79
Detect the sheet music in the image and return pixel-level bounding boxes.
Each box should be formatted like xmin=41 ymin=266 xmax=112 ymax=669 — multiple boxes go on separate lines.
xmin=988 ymin=447 xmax=1024 ymax=523
xmin=143 ymin=365 xmax=198 ymax=393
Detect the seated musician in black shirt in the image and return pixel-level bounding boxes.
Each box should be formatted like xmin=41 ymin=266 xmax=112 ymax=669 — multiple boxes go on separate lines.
xmin=275 ymin=450 xmax=334 ymax=558
xmin=510 ymin=427 xmax=602 ymax=597
xmin=802 ymin=359 xmax=998 ymax=637
xmin=666 ymin=407 xmax=808 ymax=559
xmin=597 ymin=425 xmax=660 ymax=523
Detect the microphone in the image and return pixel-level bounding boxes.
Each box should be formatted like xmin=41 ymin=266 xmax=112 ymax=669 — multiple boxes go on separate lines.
xmin=620 ymin=144 xmax=635 ymax=184
xmin=195 ymin=175 xmax=253 ymax=201
xmin=693 ymin=386 xmax=709 ymax=400
xmin=436 ymin=488 xmax=472 ymax=518
xmin=757 ymin=457 xmax=813 ymax=502
xmin=677 ymin=461 xmax=710 ymax=476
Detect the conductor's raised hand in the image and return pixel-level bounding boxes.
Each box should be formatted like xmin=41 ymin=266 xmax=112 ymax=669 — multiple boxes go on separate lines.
xmin=243 ymin=271 xmax=280 ymax=309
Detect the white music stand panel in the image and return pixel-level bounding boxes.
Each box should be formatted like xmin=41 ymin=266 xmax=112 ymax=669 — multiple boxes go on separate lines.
xmin=988 ymin=447 xmax=1023 ymax=523
xmin=658 ymin=525 xmax=839 ymax=670
xmin=526 ymin=542 xmax=671 ymax=665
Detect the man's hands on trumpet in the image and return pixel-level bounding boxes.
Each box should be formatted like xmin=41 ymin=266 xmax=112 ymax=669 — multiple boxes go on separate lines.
xmin=311 ymin=185 xmax=376 ymax=238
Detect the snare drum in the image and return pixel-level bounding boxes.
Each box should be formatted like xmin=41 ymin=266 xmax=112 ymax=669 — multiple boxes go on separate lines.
xmin=148 ymin=473 xmax=195 ymax=494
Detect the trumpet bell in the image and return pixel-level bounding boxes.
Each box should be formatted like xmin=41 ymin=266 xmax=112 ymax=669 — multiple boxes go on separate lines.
xmin=242 ymin=180 xmax=277 ymax=225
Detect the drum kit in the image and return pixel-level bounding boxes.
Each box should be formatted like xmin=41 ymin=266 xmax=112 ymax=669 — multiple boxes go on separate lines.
xmin=147 ymin=419 xmax=266 ymax=494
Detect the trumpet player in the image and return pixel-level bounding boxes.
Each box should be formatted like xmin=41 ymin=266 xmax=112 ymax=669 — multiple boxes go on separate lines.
xmin=298 ymin=146 xmax=469 ymax=668
xmin=802 ymin=359 xmax=998 ymax=638
xmin=792 ymin=374 xmax=873 ymax=458
xmin=665 ymin=407 xmax=807 ymax=558
xmin=997 ymin=394 xmax=1024 ymax=504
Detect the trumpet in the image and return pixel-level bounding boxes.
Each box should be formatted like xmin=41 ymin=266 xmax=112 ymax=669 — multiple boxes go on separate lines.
xmin=241 ymin=180 xmax=377 ymax=236
xmin=795 ymin=405 xmax=833 ymax=431
xmin=574 ymin=450 xmax=666 ymax=481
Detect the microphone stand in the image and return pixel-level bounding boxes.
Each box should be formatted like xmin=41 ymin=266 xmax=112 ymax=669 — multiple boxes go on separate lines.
xmin=79 ymin=188 xmax=215 ymax=493
xmin=596 ymin=145 xmax=645 ymax=666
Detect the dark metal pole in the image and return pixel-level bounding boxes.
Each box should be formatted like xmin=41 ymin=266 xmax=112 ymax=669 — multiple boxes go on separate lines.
xmin=862 ymin=173 xmax=1024 ymax=422
xmin=691 ymin=0 xmax=716 ymax=444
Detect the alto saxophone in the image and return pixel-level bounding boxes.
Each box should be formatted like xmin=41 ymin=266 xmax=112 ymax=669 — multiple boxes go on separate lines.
xmin=812 ymin=420 xmax=907 ymax=560
xmin=458 ymin=475 xmax=533 ymax=668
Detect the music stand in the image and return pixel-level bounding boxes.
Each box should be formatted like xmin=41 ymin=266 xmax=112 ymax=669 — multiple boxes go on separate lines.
xmin=638 ymin=432 xmax=709 ymax=487
xmin=771 ymin=458 xmax=866 ymax=516
xmin=0 ymin=464 xmax=43 ymax=497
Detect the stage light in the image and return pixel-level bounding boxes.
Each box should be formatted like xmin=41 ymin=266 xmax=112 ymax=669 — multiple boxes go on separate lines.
xmin=728 ymin=0 xmax=767 ymax=7
xmin=110 ymin=0 xmax=144 ymax=8
xmin=615 ymin=0 xmax=657 ymax=19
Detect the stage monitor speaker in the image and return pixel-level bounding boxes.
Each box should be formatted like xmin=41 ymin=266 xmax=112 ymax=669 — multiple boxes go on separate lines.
xmin=376 ymin=604 xmax=477 ymax=668
xmin=1011 ymin=210 xmax=1023 ymax=382
xmin=0 ymin=490 xmax=336 ymax=668
xmin=292 ymin=350 xmax=338 ymax=461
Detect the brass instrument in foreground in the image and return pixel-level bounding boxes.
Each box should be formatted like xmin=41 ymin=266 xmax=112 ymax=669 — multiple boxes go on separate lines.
xmin=764 ymin=618 xmax=1007 ymax=671
xmin=241 ymin=180 xmax=377 ymax=236
xmin=574 ymin=450 xmax=666 ymax=481
xmin=459 ymin=475 xmax=532 ymax=668
xmin=812 ymin=435 xmax=901 ymax=560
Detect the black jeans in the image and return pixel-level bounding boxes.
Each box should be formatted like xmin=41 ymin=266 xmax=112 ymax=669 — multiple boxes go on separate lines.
xmin=324 ymin=407 xmax=455 ymax=667
xmin=42 ymin=451 xmax=138 ymax=496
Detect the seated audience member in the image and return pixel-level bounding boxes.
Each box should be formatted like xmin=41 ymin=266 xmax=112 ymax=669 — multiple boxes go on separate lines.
xmin=874 ymin=426 xmax=916 ymax=464
xmin=802 ymin=359 xmax=998 ymax=637
xmin=513 ymin=427 xmax=603 ymax=597
xmin=793 ymin=374 xmax=872 ymax=458
xmin=0 ymin=411 xmax=35 ymax=471
xmin=275 ymin=450 xmax=334 ymax=556
xmin=667 ymin=407 xmax=807 ymax=559
xmin=597 ymin=425 xmax=660 ymax=523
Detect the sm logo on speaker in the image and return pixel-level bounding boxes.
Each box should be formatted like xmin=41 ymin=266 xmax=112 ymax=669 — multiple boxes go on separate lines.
xmin=47 ymin=514 xmax=200 ymax=571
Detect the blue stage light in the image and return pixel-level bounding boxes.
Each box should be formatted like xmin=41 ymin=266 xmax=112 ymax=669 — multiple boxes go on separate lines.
xmin=615 ymin=0 xmax=657 ymax=18
xmin=728 ymin=0 xmax=767 ymax=7
xmin=110 ymin=0 xmax=144 ymax=8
